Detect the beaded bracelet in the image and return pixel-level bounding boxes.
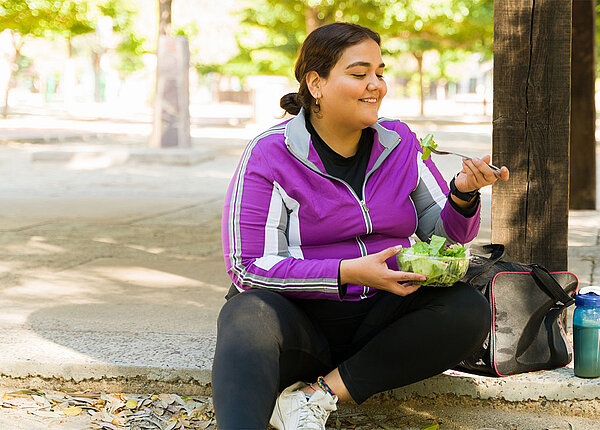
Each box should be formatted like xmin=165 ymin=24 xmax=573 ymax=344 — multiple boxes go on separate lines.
xmin=316 ymin=376 xmax=335 ymax=396
xmin=315 ymin=377 xmax=340 ymax=424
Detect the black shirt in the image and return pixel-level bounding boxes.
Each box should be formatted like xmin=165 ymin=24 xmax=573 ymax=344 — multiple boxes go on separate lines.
xmin=305 ymin=115 xmax=373 ymax=200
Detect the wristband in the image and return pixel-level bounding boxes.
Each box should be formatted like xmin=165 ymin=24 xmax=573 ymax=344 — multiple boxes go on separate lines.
xmin=450 ymin=176 xmax=479 ymax=202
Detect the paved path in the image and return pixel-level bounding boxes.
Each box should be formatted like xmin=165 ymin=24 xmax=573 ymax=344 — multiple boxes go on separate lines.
xmin=0 ymin=113 xmax=599 ymax=428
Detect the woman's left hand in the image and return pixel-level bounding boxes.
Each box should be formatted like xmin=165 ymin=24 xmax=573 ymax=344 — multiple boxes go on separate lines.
xmin=454 ymin=155 xmax=510 ymax=193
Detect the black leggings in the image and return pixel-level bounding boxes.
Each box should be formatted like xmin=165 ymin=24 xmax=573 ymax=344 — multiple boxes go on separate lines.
xmin=212 ymin=283 xmax=490 ymax=429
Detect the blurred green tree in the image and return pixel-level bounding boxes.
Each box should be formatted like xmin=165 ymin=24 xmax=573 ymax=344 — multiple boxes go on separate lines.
xmin=0 ymin=0 xmax=145 ymax=114
xmin=51 ymin=0 xmax=96 ymax=56
xmin=375 ymin=0 xmax=492 ymax=114
xmin=217 ymin=0 xmax=492 ymax=115
xmin=96 ymin=0 xmax=146 ymax=97
xmin=0 ymin=0 xmax=56 ymax=116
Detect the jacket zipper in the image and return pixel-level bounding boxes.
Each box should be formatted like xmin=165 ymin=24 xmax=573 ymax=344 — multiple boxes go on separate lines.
xmin=306 ymin=172 xmax=373 ymax=234
xmin=286 ymin=130 xmax=401 ymax=299
xmin=315 ymin=174 xmax=373 ymax=298
xmin=356 ymin=170 xmax=376 ymax=299
xmin=344 ymin=181 xmax=372 ymax=234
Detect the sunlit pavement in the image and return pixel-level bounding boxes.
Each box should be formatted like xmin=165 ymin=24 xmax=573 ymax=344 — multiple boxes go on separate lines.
xmin=0 ymin=101 xmax=599 ymax=429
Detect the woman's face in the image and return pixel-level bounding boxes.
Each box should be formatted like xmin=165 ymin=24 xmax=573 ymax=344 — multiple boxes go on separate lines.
xmin=317 ymin=39 xmax=387 ymax=130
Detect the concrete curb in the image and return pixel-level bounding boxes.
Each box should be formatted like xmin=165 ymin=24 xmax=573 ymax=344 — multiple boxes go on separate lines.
xmin=392 ymin=367 xmax=600 ymax=402
xmin=30 ymin=146 xmax=215 ymax=166
xmin=2 ymin=360 xmax=599 ymax=404
xmin=0 ymin=362 xmax=210 ymax=387
xmin=0 ymin=132 xmax=108 ymax=144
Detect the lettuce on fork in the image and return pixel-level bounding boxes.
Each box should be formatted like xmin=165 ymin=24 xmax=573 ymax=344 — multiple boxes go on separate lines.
xmin=397 ymin=235 xmax=469 ymax=286
xmin=419 ymin=134 xmax=438 ymax=161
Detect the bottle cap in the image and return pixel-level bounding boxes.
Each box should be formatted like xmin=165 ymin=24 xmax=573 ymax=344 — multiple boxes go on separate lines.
xmin=575 ymin=286 xmax=600 ymax=307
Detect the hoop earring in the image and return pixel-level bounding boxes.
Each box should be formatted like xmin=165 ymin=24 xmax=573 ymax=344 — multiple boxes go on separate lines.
xmin=312 ymin=98 xmax=322 ymax=117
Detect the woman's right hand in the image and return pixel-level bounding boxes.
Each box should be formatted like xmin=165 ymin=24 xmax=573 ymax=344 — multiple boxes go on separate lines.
xmin=339 ymin=245 xmax=426 ymax=296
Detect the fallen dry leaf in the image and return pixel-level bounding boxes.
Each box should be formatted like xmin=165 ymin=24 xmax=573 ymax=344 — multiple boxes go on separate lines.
xmin=0 ymin=388 xmax=218 ymax=429
xmin=125 ymin=399 xmax=138 ymax=409
xmin=62 ymin=406 xmax=83 ymax=416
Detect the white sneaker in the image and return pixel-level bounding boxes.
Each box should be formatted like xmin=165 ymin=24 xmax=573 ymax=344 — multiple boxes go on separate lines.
xmin=269 ymin=381 xmax=338 ymax=430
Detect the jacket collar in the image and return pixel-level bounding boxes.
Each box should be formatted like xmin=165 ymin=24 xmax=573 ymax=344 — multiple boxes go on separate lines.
xmin=284 ymin=108 xmax=401 ymax=171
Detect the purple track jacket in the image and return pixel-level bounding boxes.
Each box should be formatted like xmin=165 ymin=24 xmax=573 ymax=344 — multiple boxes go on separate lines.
xmin=222 ymin=109 xmax=481 ymax=301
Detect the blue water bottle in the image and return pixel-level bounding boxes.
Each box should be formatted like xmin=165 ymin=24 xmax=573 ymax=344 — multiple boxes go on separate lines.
xmin=573 ymin=286 xmax=600 ymax=378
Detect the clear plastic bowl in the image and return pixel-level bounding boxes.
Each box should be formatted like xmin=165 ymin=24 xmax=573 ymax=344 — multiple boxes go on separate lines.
xmin=396 ymin=250 xmax=471 ymax=287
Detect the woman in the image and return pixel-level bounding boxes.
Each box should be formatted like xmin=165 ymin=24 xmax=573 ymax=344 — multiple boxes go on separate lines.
xmin=214 ymin=22 xmax=509 ymax=429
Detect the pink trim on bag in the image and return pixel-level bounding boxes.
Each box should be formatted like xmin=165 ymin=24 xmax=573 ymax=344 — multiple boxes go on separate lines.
xmin=489 ymin=271 xmax=579 ymax=377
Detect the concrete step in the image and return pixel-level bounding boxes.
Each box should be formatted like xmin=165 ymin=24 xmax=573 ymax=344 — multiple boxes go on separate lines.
xmin=30 ymin=145 xmax=215 ymax=166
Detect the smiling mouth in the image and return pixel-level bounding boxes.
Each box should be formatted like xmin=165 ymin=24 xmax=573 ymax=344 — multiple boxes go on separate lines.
xmin=360 ymin=98 xmax=378 ymax=103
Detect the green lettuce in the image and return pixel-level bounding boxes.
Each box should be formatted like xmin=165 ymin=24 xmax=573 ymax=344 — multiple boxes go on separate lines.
xmin=419 ymin=134 xmax=438 ymax=161
xmin=397 ymin=235 xmax=469 ymax=286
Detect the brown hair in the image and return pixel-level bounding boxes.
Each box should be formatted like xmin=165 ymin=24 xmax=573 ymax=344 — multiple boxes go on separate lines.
xmin=280 ymin=22 xmax=381 ymax=116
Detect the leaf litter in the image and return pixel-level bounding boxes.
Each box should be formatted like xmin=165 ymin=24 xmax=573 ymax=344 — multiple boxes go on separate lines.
xmin=1 ymin=389 xmax=446 ymax=429
xmin=0 ymin=389 xmax=216 ymax=429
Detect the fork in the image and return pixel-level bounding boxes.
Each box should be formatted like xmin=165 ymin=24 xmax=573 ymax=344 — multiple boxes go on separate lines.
xmin=429 ymin=147 xmax=502 ymax=174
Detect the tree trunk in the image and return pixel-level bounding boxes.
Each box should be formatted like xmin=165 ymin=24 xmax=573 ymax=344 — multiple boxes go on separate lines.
xmin=2 ymin=32 xmax=20 ymax=119
xmin=64 ymin=36 xmax=75 ymax=106
xmin=2 ymin=58 xmax=15 ymax=118
xmin=91 ymin=50 xmax=104 ymax=102
xmin=413 ymin=52 xmax=425 ymax=116
xmin=492 ymin=0 xmax=571 ymax=271
xmin=569 ymin=0 xmax=596 ymax=210
xmin=158 ymin=0 xmax=172 ymax=36
xmin=305 ymin=7 xmax=325 ymax=34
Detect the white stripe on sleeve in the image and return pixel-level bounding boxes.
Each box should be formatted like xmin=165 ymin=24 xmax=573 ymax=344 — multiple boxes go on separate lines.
xmin=264 ymin=183 xmax=284 ymax=257
xmin=254 ymin=255 xmax=287 ymax=271
xmin=273 ymin=181 xmax=303 ymax=259
xmin=416 ymin=156 xmax=446 ymax=208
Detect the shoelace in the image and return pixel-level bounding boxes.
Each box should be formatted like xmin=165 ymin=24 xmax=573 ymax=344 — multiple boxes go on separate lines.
xmin=294 ymin=400 xmax=331 ymax=429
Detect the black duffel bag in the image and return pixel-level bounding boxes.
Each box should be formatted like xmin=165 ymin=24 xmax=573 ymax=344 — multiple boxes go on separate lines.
xmin=457 ymin=244 xmax=578 ymax=377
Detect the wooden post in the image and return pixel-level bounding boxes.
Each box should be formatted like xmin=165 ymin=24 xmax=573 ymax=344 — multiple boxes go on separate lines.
xmin=570 ymin=0 xmax=597 ymax=210
xmin=492 ymin=0 xmax=571 ymax=271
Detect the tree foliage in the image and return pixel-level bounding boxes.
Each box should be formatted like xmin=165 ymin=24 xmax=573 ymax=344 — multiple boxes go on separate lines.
xmin=0 ymin=0 xmax=145 ymax=74
xmin=52 ymin=0 xmax=96 ymax=40
xmin=99 ymin=0 xmax=147 ymax=76
xmin=219 ymin=0 xmax=493 ymax=79
xmin=0 ymin=0 xmax=96 ymax=41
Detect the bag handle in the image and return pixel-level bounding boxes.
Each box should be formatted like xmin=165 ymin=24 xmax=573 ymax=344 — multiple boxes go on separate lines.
xmin=479 ymin=244 xmax=505 ymax=264
xmin=531 ymin=264 xmax=575 ymax=306
xmin=464 ymin=244 xmax=505 ymax=283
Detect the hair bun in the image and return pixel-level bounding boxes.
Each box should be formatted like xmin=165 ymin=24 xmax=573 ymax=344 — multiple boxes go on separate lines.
xmin=280 ymin=92 xmax=301 ymax=116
